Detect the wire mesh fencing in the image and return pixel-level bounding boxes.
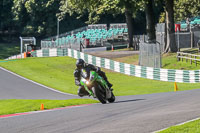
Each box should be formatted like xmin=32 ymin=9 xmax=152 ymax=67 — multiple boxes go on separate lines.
xmin=139 ymin=42 xmax=162 ymax=68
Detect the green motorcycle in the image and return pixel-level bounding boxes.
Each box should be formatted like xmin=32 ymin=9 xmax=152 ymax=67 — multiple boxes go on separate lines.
xmin=80 ymin=71 xmax=115 ymax=104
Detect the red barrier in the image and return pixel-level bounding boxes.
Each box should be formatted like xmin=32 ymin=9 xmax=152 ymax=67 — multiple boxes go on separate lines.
xmin=175 ymin=24 xmax=181 ymax=32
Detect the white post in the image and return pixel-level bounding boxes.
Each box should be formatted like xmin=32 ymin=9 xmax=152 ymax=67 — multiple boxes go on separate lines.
xmin=57 ymin=18 xmax=60 ymax=45
xmin=19 ymin=37 xmax=23 ymax=58
xmin=33 ymin=37 xmax=36 ymax=45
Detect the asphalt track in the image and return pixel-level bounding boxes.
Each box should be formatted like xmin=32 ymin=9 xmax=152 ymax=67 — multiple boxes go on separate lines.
xmin=0 ymin=67 xmax=78 ymax=99
xmin=1 ymin=67 xmax=200 ymax=133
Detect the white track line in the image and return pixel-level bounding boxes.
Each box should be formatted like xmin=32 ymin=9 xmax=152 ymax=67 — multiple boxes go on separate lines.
xmin=0 ymin=67 xmax=77 ymax=96
xmin=153 ymin=117 xmax=200 ymax=133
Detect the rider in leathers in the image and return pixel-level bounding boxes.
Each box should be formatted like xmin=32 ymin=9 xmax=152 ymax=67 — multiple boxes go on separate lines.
xmin=74 ymin=59 xmax=113 ymax=97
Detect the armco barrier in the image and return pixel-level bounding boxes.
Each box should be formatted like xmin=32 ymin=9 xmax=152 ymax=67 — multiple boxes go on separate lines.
xmin=29 ymin=48 xmax=200 ymax=83
xmin=6 ymin=54 xmax=24 ymax=60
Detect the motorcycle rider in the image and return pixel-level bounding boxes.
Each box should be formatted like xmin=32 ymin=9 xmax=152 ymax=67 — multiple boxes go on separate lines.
xmin=74 ymin=59 xmax=113 ymax=97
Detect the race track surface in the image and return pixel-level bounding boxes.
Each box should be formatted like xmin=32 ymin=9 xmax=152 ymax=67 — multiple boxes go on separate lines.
xmin=1 ymin=67 xmax=200 ymax=133
xmin=0 ymin=67 xmax=78 ymax=99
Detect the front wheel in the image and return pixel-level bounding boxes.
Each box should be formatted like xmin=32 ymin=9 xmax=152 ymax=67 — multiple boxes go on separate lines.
xmin=94 ymin=84 xmax=107 ymax=104
xmin=108 ymin=92 xmax=115 ymax=103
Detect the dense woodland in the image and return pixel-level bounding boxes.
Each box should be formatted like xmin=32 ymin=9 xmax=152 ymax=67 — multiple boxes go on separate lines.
xmin=0 ymin=0 xmax=200 ymax=52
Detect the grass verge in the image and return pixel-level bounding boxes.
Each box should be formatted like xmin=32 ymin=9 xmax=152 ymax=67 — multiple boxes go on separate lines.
xmin=159 ymin=119 xmax=200 ymax=133
xmin=0 ymin=56 xmax=200 ymax=96
xmin=114 ymin=52 xmax=200 ymax=70
xmin=0 ymin=99 xmax=98 ymax=115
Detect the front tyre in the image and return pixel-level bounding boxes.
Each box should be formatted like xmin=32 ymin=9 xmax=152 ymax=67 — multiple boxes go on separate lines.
xmin=108 ymin=92 xmax=115 ymax=103
xmin=94 ymin=84 xmax=107 ymax=104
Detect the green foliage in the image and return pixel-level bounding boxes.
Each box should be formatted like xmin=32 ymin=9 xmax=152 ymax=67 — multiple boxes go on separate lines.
xmin=12 ymin=0 xmax=61 ymax=36
xmin=0 ymin=43 xmax=20 ymax=59
xmin=159 ymin=0 xmax=200 ymax=23
xmin=174 ymin=0 xmax=200 ymax=22
xmin=59 ymin=0 xmax=145 ymax=24
xmin=0 ymin=0 xmax=14 ymax=38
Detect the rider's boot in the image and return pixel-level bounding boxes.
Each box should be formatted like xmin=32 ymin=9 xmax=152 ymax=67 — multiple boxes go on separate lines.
xmin=78 ymin=87 xmax=89 ymax=97
xmin=104 ymin=78 xmax=113 ymax=90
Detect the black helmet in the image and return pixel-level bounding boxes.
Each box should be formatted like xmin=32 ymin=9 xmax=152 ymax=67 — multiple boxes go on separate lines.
xmin=76 ymin=59 xmax=85 ymax=69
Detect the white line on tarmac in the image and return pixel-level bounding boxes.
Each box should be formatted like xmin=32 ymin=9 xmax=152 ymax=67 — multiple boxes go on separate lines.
xmin=152 ymin=117 xmax=200 ymax=133
xmin=0 ymin=67 xmax=77 ymax=96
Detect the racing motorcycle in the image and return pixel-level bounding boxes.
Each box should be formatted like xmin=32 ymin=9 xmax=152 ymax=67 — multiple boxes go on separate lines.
xmin=80 ymin=71 xmax=115 ymax=104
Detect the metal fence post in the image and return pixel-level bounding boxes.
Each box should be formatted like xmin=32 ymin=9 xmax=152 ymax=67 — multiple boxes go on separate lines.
xmin=177 ymin=30 xmax=180 ymax=51
xmin=191 ymin=31 xmax=194 ymax=48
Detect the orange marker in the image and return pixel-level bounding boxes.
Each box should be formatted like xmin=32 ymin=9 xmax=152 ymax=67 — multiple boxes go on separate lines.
xmin=41 ymin=104 xmax=44 ymax=110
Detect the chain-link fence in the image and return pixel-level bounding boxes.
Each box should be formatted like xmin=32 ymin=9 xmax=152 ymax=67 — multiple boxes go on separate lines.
xmin=139 ymin=42 xmax=162 ymax=68
xmin=193 ymin=31 xmax=200 ymax=46
xmin=156 ymin=23 xmax=200 ymax=51
xmin=156 ymin=23 xmax=165 ymax=33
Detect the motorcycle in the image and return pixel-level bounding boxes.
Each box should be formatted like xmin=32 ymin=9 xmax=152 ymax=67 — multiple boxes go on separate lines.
xmin=80 ymin=71 xmax=115 ymax=104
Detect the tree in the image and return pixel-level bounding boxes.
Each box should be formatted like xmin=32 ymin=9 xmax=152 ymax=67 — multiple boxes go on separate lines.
xmin=174 ymin=0 xmax=200 ymax=22
xmin=12 ymin=0 xmax=61 ymax=37
xmin=145 ymin=0 xmax=156 ymax=42
xmin=59 ymin=0 xmax=144 ymax=48
xmin=124 ymin=0 xmax=134 ymax=48
xmin=0 ymin=0 xmax=3 ymax=41
xmin=164 ymin=0 xmax=177 ymax=52
xmin=12 ymin=0 xmax=29 ymax=35
xmin=0 ymin=0 xmax=14 ymax=41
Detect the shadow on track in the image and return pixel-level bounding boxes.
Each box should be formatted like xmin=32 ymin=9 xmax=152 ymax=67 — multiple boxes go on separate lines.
xmin=113 ymin=99 xmax=145 ymax=104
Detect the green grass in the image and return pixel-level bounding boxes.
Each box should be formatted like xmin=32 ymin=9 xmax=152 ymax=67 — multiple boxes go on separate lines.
xmin=0 ymin=56 xmax=200 ymax=96
xmin=114 ymin=54 xmax=139 ymax=65
xmin=113 ymin=52 xmax=200 ymax=70
xmin=0 ymin=42 xmax=20 ymax=59
xmin=0 ymin=99 xmax=98 ymax=115
xmin=110 ymin=48 xmax=134 ymax=52
xmin=159 ymin=119 xmax=200 ymax=133
xmin=0 ymin=57 xmax=77 ymax=94
xmin=161 ymin=53 xmax=200 ymax=70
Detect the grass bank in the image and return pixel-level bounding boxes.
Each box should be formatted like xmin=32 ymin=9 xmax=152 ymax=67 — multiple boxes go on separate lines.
xmin=159 ymin=119 xmax=200 ymax=133
xmin=0 ymin=56 xmax=200 ymax=96
xmin=0 ymin=99 xmax=98 ymax=115
xmin=114 ymin=52 xmax=200 ymax=70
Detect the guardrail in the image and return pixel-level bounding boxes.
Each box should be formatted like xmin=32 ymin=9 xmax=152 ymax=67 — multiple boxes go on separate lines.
xmin=30 ymin=48 xmax=200 ymax=83
xmin=6 ymin=54 xmax=25 ymax=60
xmin=177 ymin=52 xmax=200 ymax=66
xmin=6 ymin=48 xmax=200 ymax=83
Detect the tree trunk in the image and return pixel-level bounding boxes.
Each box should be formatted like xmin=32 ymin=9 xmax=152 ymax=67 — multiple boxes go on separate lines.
xmin=145 ymin=0 xmax=156 ymax=43
xmin=164 ymin=0 xmax=177 ymax=53
xmin=125 ymin=4 xmax=133 ymax=48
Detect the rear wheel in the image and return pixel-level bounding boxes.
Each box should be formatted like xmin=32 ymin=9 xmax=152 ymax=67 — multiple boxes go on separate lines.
xmin=94 ymin=84 xmax=107 ymax=104
xmin=108 ymin=92 xmax=115 ymax=103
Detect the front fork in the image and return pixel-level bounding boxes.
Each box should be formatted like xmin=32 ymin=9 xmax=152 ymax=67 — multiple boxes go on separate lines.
xmin=83 ymin=84 xmax=94 ymax=97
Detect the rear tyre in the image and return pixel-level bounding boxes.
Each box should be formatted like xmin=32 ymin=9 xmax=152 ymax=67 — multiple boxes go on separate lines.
xmin=94 ymin=84 xmax=107 ymax=104
xmin=108 ymin=92 xmax=115 ymax=103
